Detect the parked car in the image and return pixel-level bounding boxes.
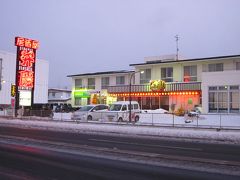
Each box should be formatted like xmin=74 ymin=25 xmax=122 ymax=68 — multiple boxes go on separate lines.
xmin=106 ymin=101 xmax=141 ymax=122
xmin=71 ymin=104 xmax=109 ymax=120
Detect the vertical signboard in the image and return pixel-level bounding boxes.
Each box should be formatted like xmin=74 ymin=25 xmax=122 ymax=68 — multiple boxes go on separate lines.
xmin=14 ymin=37 xmax=39 ymax=115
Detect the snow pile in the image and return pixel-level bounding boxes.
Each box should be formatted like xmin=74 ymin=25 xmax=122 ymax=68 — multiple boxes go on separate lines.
xmin=0 ymin=118 xmax=240 ymax=144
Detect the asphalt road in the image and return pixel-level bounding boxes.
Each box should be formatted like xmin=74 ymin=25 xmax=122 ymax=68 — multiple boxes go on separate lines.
xmin=0 ymin=126 xmax=240 ymax=179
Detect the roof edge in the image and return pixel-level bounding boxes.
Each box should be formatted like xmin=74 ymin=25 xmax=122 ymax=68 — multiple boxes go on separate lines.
xmin=130 ymin=54 xmax=240 ymax=66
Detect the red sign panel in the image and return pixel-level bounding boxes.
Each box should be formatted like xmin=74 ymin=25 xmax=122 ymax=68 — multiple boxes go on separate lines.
xmin=18 ymin=71 xmax=34 ymax=88
xmin=19 ymin=49 xmax=35 ymax=67
xmin=15 ymin=37 xmax=39 ymax=50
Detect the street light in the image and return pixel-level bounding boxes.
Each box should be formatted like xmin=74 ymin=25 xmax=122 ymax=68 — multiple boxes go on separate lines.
xmin=129 ymin=70 xmax=144 ymax=122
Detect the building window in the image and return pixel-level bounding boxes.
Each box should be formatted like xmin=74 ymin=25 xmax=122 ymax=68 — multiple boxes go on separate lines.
xmin=75 ymin=98 xmax=81 ymax=106
xmin=209 ymin=91 xmax=218 ymax=112
xmin=88 ymin=78 xmax=95 ymax=89
xmin=208 ymin=63 xmax=223 ymax=72
xmin=183 ymin=65 xmax=197 ymax=82
xmin=52 ymin=92 xmax=56 ymax=97
xmin=236 ymin=62 xmax=240 ymax=70
xmin=140 ymin=69 xmax=151 ymax=84
xmin=116 ymin=76 xmax=125 ymax=85
xmin=75 ymin=79 xmax=82 ymax=88
xmin=218 ymin=91 xmax=228 ymax=113
xmin=208 ymin=85 xmax=240 ymax=113
xmin=161 ymin=67 xmax=173 ymax=82
xmin=101 ymin=77 xmax=109 ymax=89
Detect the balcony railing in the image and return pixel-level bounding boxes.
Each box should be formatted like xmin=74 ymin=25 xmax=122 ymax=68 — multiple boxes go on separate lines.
xmin=107 ymin=82 xmax=201 ymax=93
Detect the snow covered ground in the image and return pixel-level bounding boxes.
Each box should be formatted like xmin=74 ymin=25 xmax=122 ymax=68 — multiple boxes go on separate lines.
xmin=51 ymin=111 xmax=240 ymax=129
xmin=0 ymin=117 xmax=240 ymax=145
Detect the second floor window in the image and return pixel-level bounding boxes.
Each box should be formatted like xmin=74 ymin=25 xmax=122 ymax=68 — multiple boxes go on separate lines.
xmin=75 ymin=79 xmax=82 ymax=88
xmin=184 ymin=65 xmax=197 ymax=82
xmin=236 ymin=62 xmax=240 ymax=70
xmin=101 ymin=77 xmax=109 ymax=89
xmin=161 ymin=67 xmax=173 ymax=82
xmin=208 ymin=63 xmax=223 ymax=72
xmin=88 ymin=78 xmax=95 ymax=89
xmin=140 ymin=69 xmax=151 ymax=84
xmin=116 ymin=76 xmax=125 ymax=85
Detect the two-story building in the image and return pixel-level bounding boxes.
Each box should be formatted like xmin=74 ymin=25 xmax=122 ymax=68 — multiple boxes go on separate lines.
xmin=109 ymin=55 xmax=240 ymax=113
xmin=68 ymin=54 xmax=240 ymax=114
xmin=67 ymin=70 xmax=134 ymax=106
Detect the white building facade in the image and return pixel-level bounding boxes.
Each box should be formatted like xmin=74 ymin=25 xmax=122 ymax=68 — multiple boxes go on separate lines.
xmin=69 ymin=55 xmax=240 ymax=114
xmin=0 ymin=50 xmax=49 ymax=108
xmin=129 ymin=55 xmax=240 ymax=113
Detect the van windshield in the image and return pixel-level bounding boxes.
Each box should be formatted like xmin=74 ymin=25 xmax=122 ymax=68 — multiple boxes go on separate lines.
xmin=109 ymin=104 xmax=122 ymax=111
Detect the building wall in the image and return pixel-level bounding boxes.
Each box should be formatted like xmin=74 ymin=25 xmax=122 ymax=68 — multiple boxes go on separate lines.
xmin=0 ymin=51 xmax=16 ymax=105
xmin=49 ymin=91 xmax=71 ymax=100
xmin=134 ymin=57 xmax=240 ymax=84
xmin=0 ymin=51 xmax=49 ymax=106
xmin=34 ymin=58 xmax=49 ymax=103
xmin=202 ymin=70 xmax=240 ymax=113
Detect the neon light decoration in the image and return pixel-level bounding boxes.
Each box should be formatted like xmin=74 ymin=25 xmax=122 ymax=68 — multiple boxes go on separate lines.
xmin=15 ymin=37 xmax=39 ymax=50
xmin=15 ymin=36 xmax=38 ymax=90
xmin=18 ymin=71 xmax=34 ymax=88
xmin=109 ymin=91 xmax=200 ymax=97
xmin=20 ymin=49 xmax=35 ymax=67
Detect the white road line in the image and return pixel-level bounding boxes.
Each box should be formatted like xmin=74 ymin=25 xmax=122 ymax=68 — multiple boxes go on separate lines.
xmin=89 ymin=138 xmax=202 ymax=151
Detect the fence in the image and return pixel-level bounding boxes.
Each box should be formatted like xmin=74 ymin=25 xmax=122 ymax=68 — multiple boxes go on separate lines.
xmin=0 ymin=108 xmax=53 ymax=120
xmin=53 ymin=111 xmax=240 ymax=130
xmin=1 ymin=108 xmax=240 ymax=130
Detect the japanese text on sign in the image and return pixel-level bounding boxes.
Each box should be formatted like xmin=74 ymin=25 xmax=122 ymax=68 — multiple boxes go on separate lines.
xmin=15 ymin=37 xmax=39 ymax=50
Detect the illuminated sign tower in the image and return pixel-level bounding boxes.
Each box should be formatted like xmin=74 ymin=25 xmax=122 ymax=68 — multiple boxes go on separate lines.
xmin=14 ymin=37 xmax=39 ymax=115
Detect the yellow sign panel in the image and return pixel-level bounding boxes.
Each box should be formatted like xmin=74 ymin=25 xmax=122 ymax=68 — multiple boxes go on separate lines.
xmin=11 ymin=84 xmax=16 ymax=97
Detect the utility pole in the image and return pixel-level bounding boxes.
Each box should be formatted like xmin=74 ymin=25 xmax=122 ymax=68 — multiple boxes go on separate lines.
xmin=175 ymin=35 xmax=179 ymax=61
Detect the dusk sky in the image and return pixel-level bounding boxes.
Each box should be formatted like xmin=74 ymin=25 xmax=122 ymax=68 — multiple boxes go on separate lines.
xmin=1 ymin=0 xmax=240 ymax=88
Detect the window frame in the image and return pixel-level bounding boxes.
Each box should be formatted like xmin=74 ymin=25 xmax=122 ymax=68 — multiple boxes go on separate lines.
xmin=116 ymin=76 xmax=125 ymax=85
xmin=161 ymin=67 xmax=173 ymax=82
xmin=87 ymin=78 xmax=95 ymax=89
xmin=183 ymin=65 xmax=197 ymax=82
xmin=140 ymin=69 xmax=151 ymax=84
xmin=236 ymin=62 xmax=240 ymax=70
xmin=208 ymin=63 xmax=223 ymax=72
xmin=101 ymin=77 xmax=110 ymax=89
xmin=75 ymin=79 xmax=83 ymax=88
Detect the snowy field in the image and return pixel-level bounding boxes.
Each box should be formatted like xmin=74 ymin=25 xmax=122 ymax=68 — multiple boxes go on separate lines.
xmin=0 ymin=118 xmax=240 ymax=145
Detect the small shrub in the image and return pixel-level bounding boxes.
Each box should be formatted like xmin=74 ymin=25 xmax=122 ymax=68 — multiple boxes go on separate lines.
xmin=175 ymin=106 xmax=185 ymax=116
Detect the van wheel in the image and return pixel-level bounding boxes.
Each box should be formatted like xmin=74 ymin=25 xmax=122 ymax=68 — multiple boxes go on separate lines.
xmin=134 ymin=116 xmax=139 ymax=122
xmin=87 ymin=115 xmax=92 ymax=120
xmin=118 ymin=117 xmax=123 ymax=122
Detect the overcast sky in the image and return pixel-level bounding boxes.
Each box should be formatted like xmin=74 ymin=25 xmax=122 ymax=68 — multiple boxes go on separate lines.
xmin=1 ymin=0 xmax=240 ymax=88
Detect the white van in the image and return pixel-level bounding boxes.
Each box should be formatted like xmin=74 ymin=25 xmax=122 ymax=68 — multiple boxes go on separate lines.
xmin=106 ymin=101 xmax=141 ymax=122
